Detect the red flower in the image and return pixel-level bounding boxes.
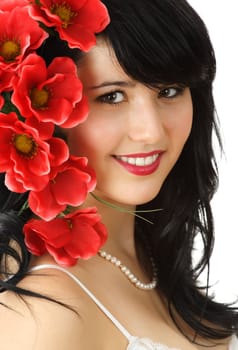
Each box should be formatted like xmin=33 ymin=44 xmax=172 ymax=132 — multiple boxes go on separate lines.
xmin=12 ymin=53 xmax=88 ymax=127
xmin=0 ymin=112 xmax=69 ymax=192
xmin=0 ymin=6 xmax=48 ymax=72
xmin=29 ymin=0 xmax=110 ymax=50
xmin=23 ymin=207 xmax=108 ymax=266
xmin=29 ymin=156 xmax=96 ymax=220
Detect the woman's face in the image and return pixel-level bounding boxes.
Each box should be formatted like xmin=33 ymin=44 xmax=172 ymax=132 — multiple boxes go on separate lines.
xmin=67 ymin=40 xmax=193 ymax=207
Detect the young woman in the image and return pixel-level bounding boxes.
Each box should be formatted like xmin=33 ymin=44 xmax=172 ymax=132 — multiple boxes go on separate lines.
xmin=0 ymin=0 xmax=237 ymax=349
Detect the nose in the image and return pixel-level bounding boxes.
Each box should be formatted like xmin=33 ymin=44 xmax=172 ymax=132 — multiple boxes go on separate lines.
xmin=127 ymin=95 xmax=164 ymax=144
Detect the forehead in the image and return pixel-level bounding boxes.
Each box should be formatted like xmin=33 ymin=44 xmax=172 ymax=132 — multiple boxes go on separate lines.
xmin=77 ymin=40 xmax=128 ymax=87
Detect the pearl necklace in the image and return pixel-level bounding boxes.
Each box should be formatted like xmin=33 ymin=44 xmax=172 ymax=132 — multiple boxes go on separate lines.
xmin=97 ymin=249 xmax=158 ymax=290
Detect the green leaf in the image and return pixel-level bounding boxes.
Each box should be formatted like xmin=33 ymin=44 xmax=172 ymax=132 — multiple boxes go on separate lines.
xmin=1 ymin=92 xmax=23 ymax=120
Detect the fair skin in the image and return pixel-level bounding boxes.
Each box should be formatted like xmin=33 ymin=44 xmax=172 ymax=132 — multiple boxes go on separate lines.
xmin=0 ymin=40 xmax=231 ymax=350
xmin=67 ymin=39 xmax=193 ymax=256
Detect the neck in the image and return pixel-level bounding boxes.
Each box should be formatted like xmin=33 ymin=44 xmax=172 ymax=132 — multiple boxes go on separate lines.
xmin=81 ymin=191 xmax=137 ymax=258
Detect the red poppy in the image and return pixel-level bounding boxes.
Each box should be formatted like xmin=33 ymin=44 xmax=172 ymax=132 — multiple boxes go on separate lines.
xmin=12 ymin=53 xmax=87 ymax=127
xmin=23 ymin=207 xmax=108 ymax=266
xmin=28 ymin=0 xmax=110 ymax=50
xmin=0 ymin=6 xmax=48 ymax=72
xmin=0 ymin=112 xmax=69 ymax=192
xmin=28 ymin=156 xmax=96 ymax=220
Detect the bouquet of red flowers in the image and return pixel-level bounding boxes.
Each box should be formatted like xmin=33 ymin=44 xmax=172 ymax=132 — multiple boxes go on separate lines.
xmin=0 ymin=0 xmax=109 ymax=266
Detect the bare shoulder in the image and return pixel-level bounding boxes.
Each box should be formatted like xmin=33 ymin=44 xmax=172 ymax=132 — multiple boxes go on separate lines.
xmin=0 ymin=267 xmax=103 ymax=349
xmin=0 ymin=290 xmax=79 ymax=349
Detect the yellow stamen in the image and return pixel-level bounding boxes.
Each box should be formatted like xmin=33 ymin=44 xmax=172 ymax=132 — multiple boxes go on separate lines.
xmin=0 ymin=40 xmax=21 ymax=62
xmin=67 ymin=219 xmax=73 ymax=229
xmin=51 ymin=3 xmax=77 ymax=28
xmin=30 ymin=87 xmax=49 ymax=109
xmin=13 ymin=134 xmax=37 ymax=158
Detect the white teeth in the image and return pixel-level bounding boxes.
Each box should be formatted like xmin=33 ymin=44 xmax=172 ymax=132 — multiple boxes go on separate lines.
xmin=116 ymin=154 xmax=159 ymax=166
xmin=128 ymin=157 xmax=136 ymax=165
xmin=144 ymin=156 xmax=153 ymax=165
xmin=136 ymin=158 xmax=145 ymax=166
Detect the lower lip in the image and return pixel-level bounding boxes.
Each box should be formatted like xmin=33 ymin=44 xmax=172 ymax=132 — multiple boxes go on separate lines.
xmin=114 ymin=154 xmax=163 ymax=176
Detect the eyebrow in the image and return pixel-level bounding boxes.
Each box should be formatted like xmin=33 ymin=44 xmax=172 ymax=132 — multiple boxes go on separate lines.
xmin=89 ymin=81 xmax=136 ymax=90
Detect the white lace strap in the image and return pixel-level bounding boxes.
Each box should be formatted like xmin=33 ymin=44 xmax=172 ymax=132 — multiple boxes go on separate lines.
xmin=29 ymin=264 xmax=133 ymax=341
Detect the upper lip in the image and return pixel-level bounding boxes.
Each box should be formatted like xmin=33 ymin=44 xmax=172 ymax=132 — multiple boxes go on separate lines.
xmin=114 ymin=150 xmax=163 ymax=158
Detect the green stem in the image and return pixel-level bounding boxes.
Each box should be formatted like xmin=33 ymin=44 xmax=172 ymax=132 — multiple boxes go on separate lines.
xmin=90 ymin=193 xmax=163 ymax=225
xmin=17 ymin=200 xmax=29 ymax=216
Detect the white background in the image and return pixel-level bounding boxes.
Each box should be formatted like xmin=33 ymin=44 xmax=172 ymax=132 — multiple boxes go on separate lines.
xmin=188 ymin=1 xmax=238 ymax=303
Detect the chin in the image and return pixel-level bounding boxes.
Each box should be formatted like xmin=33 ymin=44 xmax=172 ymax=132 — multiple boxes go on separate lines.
xmin=94 ymin=181 xmax=162 ymax=208
xmin=114 ymin=189 xmax=161 ymax=207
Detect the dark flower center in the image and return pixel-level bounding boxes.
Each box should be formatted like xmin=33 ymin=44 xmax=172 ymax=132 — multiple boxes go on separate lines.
xmin=0 ymin=40 xmax=21 ymax=62
xmin=30 ymin=87 xmax=50 ymax=109
xmin=51 ymin=3 xmax=77 ymax=28
xmin=13 ymin=134 xmax=38 ymax=158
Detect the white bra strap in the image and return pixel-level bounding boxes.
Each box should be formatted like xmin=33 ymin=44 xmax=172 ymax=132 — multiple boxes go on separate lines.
xmin=29 ymin=264 xmax=133 ymax=341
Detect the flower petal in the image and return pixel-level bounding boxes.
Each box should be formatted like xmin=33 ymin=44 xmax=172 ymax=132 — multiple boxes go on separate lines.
xmin=60 ymin=94 xmax=89 ymax=128
xmin=47 ymin=137 xmax=69 ymax=167
xmin=65 ymin=208 xmax=107 ymax=259
xmin=28 ymin=186 xmax=66 ymax=221
xmin=5 ymin=170 xmax=26 ymax=193
xmin=23 ymin=227 xmax=47 ymax=256
xmin=25 ymin=116 xmax=55 ymax=140
xmin=52 ymin=168 xmax=91 ymax=206
xmin=45 ymin=245 xmax=77 ymax=266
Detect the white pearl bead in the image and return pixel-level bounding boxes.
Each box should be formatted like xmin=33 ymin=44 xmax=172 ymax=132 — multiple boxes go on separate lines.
xmin=98 ymin=249 xmax=158 ymax=290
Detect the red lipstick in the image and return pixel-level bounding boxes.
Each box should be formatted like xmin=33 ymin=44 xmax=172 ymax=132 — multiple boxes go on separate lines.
xmin=114 ymin=151 xmax=164 ymax=176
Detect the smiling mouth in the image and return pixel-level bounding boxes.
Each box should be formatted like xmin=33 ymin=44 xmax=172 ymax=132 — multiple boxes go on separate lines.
xmin=113 ymin=151 xmax=164 ymax=176
xmin=115 ymin=154 xmax=159 ymax=166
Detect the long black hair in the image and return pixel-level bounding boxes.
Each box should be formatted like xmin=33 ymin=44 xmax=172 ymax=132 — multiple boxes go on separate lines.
xmin=0 ymin=175 xmax=31 ymax=289
xmin=0 ymin=0 xmax=237 ymax=344
xmin=98 ymin=0 xmax=238 ymax=341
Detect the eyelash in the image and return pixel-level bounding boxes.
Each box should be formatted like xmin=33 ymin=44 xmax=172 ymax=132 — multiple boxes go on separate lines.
xmin=158 ymin=86 xmax=185 ymax=98
xmin=96 ymin=86 xmax=185 ymax=105
xmin=96 ymin=90 xmax=125 ymax=105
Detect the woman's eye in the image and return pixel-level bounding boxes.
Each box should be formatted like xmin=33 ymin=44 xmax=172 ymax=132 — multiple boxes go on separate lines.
xmin=158 ymin=87 xmax=184 ymax=99
xmin=97 ymin=91 xmax=124 ymax=104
